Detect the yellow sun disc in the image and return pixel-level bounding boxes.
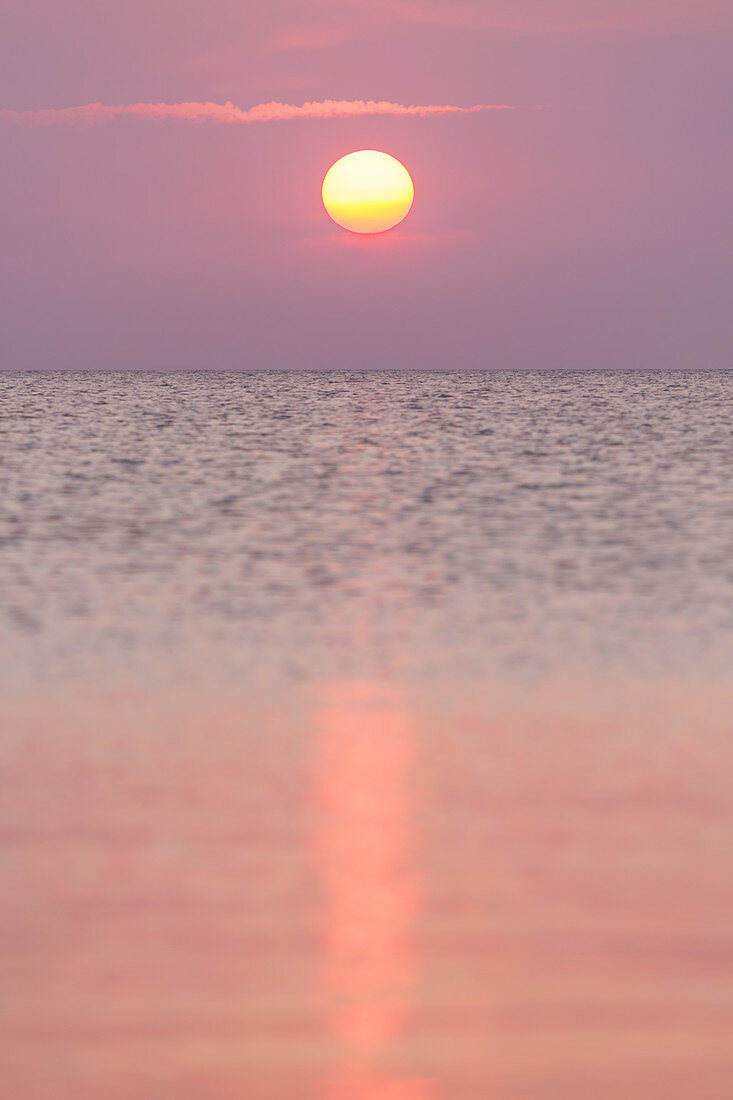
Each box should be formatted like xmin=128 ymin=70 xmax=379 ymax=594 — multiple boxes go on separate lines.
xmin=322 ymin=150 xmax=415 ymax=234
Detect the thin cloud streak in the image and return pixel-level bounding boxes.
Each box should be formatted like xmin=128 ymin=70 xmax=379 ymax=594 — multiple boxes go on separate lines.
xmin=313 ymin=0 xmax=733 ymax=35
xmin=0 ymin=98 xmax=526 ymax=128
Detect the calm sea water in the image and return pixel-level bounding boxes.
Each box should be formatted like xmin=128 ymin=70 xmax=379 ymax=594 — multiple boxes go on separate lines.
xmin=1 ymin=371 xmax=733 ymax=1099
xmin=1 ymin=369 xmax=732 ymax=686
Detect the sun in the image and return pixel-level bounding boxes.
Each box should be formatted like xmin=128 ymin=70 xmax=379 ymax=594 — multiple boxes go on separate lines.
xmin=322 ymin=150 xmax=414 ymax=234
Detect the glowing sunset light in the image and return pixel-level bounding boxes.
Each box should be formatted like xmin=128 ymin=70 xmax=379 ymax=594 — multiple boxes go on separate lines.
xmin=322 ymin=150 xmax=415 ymax=234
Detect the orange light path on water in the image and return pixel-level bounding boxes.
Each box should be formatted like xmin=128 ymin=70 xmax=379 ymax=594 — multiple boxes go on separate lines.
xmin=310 ymin=681 xmax=437 ymax=1100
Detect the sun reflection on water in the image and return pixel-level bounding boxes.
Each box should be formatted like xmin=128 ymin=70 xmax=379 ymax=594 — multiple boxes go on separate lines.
xmin=310 ymin=680 xmax=437 ymax=1100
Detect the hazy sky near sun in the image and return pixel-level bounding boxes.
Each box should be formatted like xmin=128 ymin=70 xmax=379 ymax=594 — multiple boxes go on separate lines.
xmin=1 ymin=0 xmax=731 ymax=370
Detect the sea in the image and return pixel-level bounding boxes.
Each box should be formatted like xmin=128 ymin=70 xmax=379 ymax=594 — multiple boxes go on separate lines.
xmin=1 ymin=370 xmax=732 ymax=1099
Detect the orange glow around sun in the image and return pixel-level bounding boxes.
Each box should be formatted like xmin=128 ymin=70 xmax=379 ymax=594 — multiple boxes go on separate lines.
xmin=322 ymin=150 xmax=414 ymax=234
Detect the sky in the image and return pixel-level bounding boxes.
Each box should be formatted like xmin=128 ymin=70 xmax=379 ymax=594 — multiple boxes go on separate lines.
xmin=1 ymin=0 xmax=731 ymax=371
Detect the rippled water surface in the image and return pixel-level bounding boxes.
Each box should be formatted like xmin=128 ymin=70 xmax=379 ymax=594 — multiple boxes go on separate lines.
xmin=1 ymin=371 xmax=732 ymax=1099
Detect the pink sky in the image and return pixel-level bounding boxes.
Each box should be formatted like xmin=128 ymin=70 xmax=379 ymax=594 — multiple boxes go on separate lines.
xmin=1 ymin=0 xmax=731 ymax=370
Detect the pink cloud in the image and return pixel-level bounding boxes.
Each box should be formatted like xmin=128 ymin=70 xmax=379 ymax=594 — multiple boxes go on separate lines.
xmin=0 ymin=98 xmax=524 ymax=128
xmin=273 ymin=0 xmax=733 ymax=41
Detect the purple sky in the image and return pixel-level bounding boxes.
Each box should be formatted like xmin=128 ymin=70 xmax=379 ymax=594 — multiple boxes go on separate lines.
xmin=1 ymin=0 xmax=731 ymax=371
